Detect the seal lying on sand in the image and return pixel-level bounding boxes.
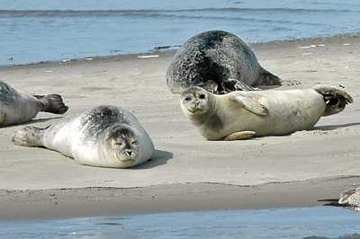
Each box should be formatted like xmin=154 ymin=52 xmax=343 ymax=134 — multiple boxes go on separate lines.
xmin=0 ymin=81 xmax=68 ymax=126
xmin=180 ymin=86 xmax=353 ymax=140
xmin=12 ymin=105 xmax=155 ymax=168
xmin=167 ymin=30 xmax=281 ymax=94
xmin=338 ymin=187 xmax=360 ymax=211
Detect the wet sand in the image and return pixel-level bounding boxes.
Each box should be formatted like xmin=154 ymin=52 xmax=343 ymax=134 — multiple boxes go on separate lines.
xmin=0 ymin=34 xmax=359 ymax=220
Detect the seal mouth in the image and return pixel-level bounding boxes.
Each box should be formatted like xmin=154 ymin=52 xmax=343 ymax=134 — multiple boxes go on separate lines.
xmin=188 ymin=107 xmax=200 ymax=113
xmin=114 ymin=149 xmax=137 ymax=163
xmin=188 ymin=106 xmax=206 ymax=114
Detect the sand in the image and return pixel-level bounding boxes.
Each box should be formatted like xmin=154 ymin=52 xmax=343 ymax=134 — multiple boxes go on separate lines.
xmin=0 ymin=34 xmax=359 ymax=220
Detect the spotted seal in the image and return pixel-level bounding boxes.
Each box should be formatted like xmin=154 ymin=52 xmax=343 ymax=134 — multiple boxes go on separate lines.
xmin=12 ymin=105 xmax=155 ymax=168
xmin=167 ymin=30 xmax=281 ymax=94
xmin=338 ymin=187 xmax=360 ymax=211
xmin=180 ymin=85 xmax=353 ymax=140
xmin=0 ymin=81 xmax=68 ymax=126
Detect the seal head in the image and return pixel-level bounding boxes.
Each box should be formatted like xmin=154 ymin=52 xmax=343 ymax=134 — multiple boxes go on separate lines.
xmin=180 ymin=87 xmax=213 ymax=115
xmin=101 ymin=124 xmax=141 ymax=168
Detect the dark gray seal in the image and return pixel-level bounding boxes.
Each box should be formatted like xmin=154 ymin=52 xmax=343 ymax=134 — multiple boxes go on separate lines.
xmin=0 ymin=80 xmax=68 ymax=126
xmin=167 ymin=30 xmax=281 ymax=94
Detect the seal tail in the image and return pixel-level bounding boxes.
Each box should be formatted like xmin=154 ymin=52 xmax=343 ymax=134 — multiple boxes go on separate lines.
xmin=313 ymin=85 xmax=353 ymax=116
xmin=33 ymin=94 xmax=68 ymax=114
xmin=12 ymin=126 xmax=47 ymax=147
xmin=257 ymin=69 xmax=282 ymax=88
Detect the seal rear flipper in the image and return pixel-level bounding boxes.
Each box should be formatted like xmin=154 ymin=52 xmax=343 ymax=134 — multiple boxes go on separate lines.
xmin=256 ymin=69 xmax=281 ymax=88
xmin=12 ymin=126 xmax=47 ymax=147
xmin=230 ymin=79 xmax=258 ymax=91
xmin=34 ymin=94 xmax=68 ymax=114
xmin=313 ymin=85 xmax=353 ymax=116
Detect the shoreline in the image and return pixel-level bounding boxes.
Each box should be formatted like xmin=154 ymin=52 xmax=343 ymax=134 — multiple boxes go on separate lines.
xmin=1 ymin=32 xmax=360 ymax=70
xmin=0 ymin=33 xmax=359 ymax=220
xmin=1 ymin=176 xmax=358 ymax=221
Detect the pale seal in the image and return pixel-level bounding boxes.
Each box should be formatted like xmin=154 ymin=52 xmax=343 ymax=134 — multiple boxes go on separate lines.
xmin=167 ymin=30 xmax=281 ymax=94
xmin=12 ymin=105 xmax=155 ymax=168
xmin=180 ymin=86 xmax=353 ymax=140
xmin=0 ymin=81 xmax=68 ymax=126
xmin=338 ymin=187 xmax=360 ymax=211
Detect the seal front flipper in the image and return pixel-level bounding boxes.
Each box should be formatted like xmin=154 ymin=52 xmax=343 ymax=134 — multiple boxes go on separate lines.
xmin=33 ymin=94 xmax=69 ymax=114
xmin=12 ymin=126 xmax=46 ymax=147
xmin=224 ymin=131 xmax=256 ymax=141
xmin=229 ymin=93 xmax=269 ymax=116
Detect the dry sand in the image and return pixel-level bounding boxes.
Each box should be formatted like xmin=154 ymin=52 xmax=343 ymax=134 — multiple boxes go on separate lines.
xmin=0 ymin=35 xmax=359 ymax=220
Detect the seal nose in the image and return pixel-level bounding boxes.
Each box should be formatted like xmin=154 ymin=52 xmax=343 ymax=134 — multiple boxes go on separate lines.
xmin=124 ymin=149 xmax=134 ymax=157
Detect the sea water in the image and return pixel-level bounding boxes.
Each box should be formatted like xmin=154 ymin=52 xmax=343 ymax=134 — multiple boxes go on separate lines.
xmin=0 ymin=207 xmax=359 ymax=239
xmin=1 ymin=0 xmax=360 ymax=66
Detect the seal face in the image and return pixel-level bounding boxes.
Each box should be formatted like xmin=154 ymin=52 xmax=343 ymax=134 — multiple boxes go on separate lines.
xmin=181 ymin=87 xmax=212 ymax=114
xmin=12 ymin=105 xmax=155 ymax=169
xmin=0 ymin=80 xmax=68 ymax=127
xmin=103 ymin=125 xmax=140 ymax=165
xmin=180 ymin=86 xmax=352 ymax=140
xmin=167 ymin=30 xmax=281 ymax=94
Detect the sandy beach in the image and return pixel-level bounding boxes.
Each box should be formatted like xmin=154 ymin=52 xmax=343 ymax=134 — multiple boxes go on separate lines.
xmin=0 ymin=34 xmax=359 ymax=220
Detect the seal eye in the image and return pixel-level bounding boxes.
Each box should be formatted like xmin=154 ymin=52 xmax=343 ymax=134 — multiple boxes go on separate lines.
xmin=199 ymin=94 xmax=206 ymax=99
xmin=115 ymin=141 xmax=123 ymax=146
xmin=184 ymin=96 xmax=192 ymax=101
xmin=131 ymin=140 xmax=137 ymax=145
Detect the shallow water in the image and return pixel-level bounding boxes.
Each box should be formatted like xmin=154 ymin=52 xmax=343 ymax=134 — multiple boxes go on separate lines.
xmin=0 ymin=207 xmax=359 ymax=239
xmin=1 ymin=0 xmax=360 ymax=66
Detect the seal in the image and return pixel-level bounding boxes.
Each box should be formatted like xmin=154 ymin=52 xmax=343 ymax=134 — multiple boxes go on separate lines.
xmin=180 ymin=85 xmax=353 ymax=140
xmin=0 ymin=80 xmax=68 ymax=126
xmin=167 ymin=30 xmax=281 ymax=94
xmin=338 ymin=187 xmax=360 ymax=211
xmin=12 ymin=105 xmax=155 ymax=168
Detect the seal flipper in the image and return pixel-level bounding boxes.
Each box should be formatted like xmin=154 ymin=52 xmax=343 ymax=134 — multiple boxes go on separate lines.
xmin=229 ymin=93 xmax=269 ymax=116
xmin=338 ymin=188 xmax=357 ymax=205
xmin=33 ymin=94 xmax=68 ymax=114
xmin=224 ymin=131 xmax=256 ymax=141
xmin=230 ymin=79 xmax=258 ymax=91
xmin=313 ymin=85 xmax=353 ymax=116
xmin=12 ymin=126 xmax=47 ymax=147
xmin=256 ymin=69 xmax=281 ymax=88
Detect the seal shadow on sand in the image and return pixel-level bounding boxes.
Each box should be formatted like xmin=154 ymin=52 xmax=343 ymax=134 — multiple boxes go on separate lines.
xmin=134 ymin=150 xmax=173 ymax=169
xmin=313 ymin=122 xmax=360 ymax=131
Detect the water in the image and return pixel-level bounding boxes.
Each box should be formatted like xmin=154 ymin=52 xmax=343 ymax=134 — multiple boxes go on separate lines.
xmin=1 ymin=0 xmax=360 ymax=66
xmin=0 ymin=207 xmax=360 ymax=239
